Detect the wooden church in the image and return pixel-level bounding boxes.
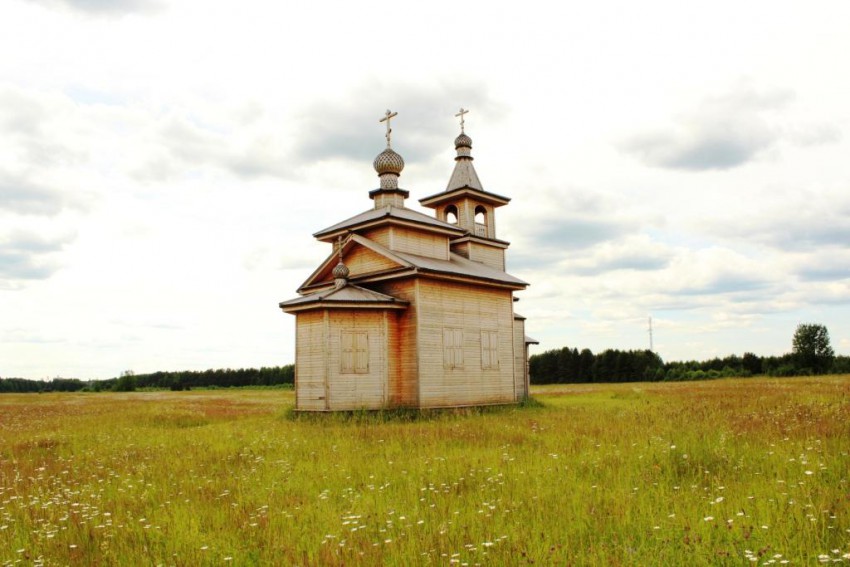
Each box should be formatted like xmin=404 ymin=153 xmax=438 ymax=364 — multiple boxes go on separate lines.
xmin=280 ymin=109 xmax=535 ymax=411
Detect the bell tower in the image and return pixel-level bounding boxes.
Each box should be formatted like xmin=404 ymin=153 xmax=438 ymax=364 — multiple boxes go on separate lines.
xmin=420 ymin=108 xmax=511 ymax=270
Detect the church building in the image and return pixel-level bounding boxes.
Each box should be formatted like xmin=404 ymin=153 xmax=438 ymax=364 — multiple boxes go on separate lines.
xmin=279 ymin=109 xmax=535 ymax=411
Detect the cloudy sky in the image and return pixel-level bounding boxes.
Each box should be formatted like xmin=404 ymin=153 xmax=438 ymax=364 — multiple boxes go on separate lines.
xmin=2 ymin=0 xmax=849 ymax=379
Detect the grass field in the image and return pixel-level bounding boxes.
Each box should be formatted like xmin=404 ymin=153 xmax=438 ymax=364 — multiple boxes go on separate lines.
xmin=1 ymin=376 xmax=848 ymax=565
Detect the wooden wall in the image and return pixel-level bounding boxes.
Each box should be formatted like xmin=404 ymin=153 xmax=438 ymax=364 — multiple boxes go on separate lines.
xmin=513 ymin=316 xmax=527 ymax=401
xmin=360 ymin=227 xmax=449 ymax=260
xmin=345 ymin=245 xmax=398 ymax=276
xmin=294 ymin=310 xmax=327 ymax=411
xmin=371 ymin=279 xmax=419 ymax=407
xmin=294 ymin=309 xmax=393 ymax=411
xmin=361 ymin=227 xmax=390 ymax=249
xmin=450 ymin=241 xmax=470 ymax=259
xmin=325 ymin=310 xmax=387 ymax=410
xmin=415 ymin=279 xmax=516 ymax=407
xmin=390 ymin=227 xmax=449 ymax=260
xmin=468 ymin=242 xmax=506 ymax=271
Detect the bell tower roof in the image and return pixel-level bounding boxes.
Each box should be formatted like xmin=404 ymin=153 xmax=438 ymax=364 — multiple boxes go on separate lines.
xmin=445 ymin=107 xmax=484 ymax=192
xmin=420 ymin=108 xmax=510 ymax=209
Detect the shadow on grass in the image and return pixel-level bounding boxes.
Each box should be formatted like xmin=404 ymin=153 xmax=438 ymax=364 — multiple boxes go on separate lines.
xmin=284 ymin=396 xmax=545 ymax=423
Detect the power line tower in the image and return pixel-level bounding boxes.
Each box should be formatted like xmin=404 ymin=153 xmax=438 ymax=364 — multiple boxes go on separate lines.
xmin=648 ymin=316 xmax=654 ymax=353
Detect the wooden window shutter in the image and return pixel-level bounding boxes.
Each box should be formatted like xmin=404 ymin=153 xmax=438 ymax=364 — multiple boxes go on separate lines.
xmin=341 ymin=331 xmax=355 ymax=374
xmin=481 ymin=330 xmax=498 ymax=369
xmin=444 ymin=328 xmax=464 ymax=369
xmin=354 ymin=331 xmax=368 ymax=373
xmin=341 ymin=330 xmax=368 ymax=374
xmin=454 ymin=329 xmax=463 ymax=368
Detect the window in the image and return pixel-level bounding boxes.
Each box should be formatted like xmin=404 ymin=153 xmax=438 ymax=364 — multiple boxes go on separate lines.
xmin=341 ymin=330 xmax=368 ymax=374
xmin=481 ymin=330 xmax=499 ymax=369
xmin=445 ymin=205 xmax=459 ymax=225
xmin=474 ymin=205 xmax=487 ymax=237
xmin=443 ymin=328 xmax=464 ymax=369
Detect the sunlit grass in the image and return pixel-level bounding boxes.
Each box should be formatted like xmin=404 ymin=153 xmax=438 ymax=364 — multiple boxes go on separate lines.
xmin=1 ymin=376 xmax=848 ymax=565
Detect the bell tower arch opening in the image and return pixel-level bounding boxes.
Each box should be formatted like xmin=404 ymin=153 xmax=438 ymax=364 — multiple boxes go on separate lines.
xmin=445 ymin=204 xmax=459 ymax=225
xmin=474 ymin=205 xmax=487 ymax=237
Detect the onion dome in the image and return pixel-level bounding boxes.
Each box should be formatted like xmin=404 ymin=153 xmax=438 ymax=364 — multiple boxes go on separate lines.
xmin=332 ymin=235 xmax=349 ymax=287
xmin=332 ymin=261 xmax=350 ymax=280
xmin=454 ymin=132 xmax=473 ymax=159
xmin=373 ymin=148 xmax=405 ymax=175
xmin=454 ymin=132 xmax=472 ymax=149
xmin=374 ymin=147 xmax=405 ymax=190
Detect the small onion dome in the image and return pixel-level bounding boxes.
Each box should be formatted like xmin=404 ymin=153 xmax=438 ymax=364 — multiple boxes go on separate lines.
xmin=454 ymin=132 xmax=473 ymax=159
xmin=332 ymin=261 xmax=350 ymax=280
xmin=373 ymin=147 xmax=405 ymax=176
xmin=454 ymin=132 xmax=473 ymax=149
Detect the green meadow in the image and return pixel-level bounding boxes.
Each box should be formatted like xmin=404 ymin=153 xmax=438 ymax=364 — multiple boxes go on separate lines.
xmin=1 ymin=376 xmax=848 ymax=565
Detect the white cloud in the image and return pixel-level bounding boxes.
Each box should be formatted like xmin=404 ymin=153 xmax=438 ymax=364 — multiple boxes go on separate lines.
xmin=0 ymin=229 xmax=75 ymax=287
xmin=3 ymin=0 xmax=850 ymax=377
xmin=621 ymin=87 xmax=795 ymax=171
xmin=24 ymin=0 xmax=162 ymax=16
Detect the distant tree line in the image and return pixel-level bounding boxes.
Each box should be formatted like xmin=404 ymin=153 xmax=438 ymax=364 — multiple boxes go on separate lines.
xmin=0 ymin=365 xmax=294 ymax=393
xmin=530 ymin=323 xmax=849 ymax=384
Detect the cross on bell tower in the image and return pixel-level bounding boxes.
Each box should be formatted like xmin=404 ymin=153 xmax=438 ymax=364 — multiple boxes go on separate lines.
xmin=380 ymin=109 xmax=398 ymax=148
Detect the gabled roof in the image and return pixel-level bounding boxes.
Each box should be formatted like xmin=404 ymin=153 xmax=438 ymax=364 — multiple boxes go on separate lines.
xmin=299 ymin=233 xmax=528 ymax=292
xmin=279 ymin=282 xmax=408 ymax=313
xmin=525 ymin=335 xmax=540 ymax=345
xmin=297 ymin=234 xmax=405 ymax=291
xmin=313 ymin=205 xmax=466 ymax=242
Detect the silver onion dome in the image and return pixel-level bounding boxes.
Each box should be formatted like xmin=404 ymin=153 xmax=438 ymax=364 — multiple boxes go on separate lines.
xmin=454 ymin=132 xmax=472 ymax=149
xmin=373 ymin=147 xmax=405 ymax=176
xmin=332 ymin=261 xmax=350 ymax=280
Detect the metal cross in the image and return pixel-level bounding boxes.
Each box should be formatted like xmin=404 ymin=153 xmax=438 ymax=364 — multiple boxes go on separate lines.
xmin=336 ymin=235 xmax=344 ymax=263
xmin=455 ymin=107 xmax=469 ymax=133
xmin=379 ymin=109 xmax=398 ymax=148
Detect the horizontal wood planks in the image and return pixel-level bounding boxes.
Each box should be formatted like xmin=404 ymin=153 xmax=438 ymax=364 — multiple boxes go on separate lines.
xmin=371 ymin=279 xmax=419 ymax=407
xmin=294 ymin=309 xmax=391 ymax=411
xmin=513 ymin=317 xmax=527 ymax=400
xmin=325 ymin=310 xmax=386 ymax=410
xmin=294 ymin=310 xmax=326 ymax=411
xmin=345 ymin=245 xmax=399 ymax=276
xmin=390 ymin=227 xmax=449 ymax=260
xmin=467 ymin=241 xmax=505 ymax=271
xmin=361 ymin=227 xmax=391 ymax=248
xmin=415 ymin=279 xmax=516 ymax=407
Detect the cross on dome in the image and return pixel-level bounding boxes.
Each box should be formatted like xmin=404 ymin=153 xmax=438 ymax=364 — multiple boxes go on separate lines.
xmin=332 ymin=235 xmax=350 ymax=285
xmin=379 ymin=109 xmax=398 ymax=148
xmin=455 ymin=107 xmax=469 ymax=133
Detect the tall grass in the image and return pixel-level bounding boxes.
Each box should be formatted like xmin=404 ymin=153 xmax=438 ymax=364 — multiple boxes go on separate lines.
xmin=1 ymin=376 xmax=848 ymax=565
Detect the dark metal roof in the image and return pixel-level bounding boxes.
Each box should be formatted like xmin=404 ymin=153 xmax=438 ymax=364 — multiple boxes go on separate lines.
xmin=392 ymin=250 xmax=528 ymax=287
xmin=419 ymin=186 xmax=511 ymax=208
xmin=313 ymin=205 xmax=465 ymax=240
